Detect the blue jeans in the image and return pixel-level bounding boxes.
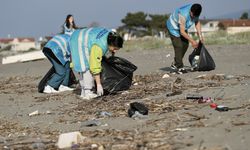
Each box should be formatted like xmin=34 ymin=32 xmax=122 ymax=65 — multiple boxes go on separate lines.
xmin=43 ymin=48 xmax=70 ymax=89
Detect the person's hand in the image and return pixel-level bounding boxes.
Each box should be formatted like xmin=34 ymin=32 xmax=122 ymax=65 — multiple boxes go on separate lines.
xmin=97 ymin=84 xmax=104 ymax=96
xmin=191 ymin=40 xmax=198 ymax=48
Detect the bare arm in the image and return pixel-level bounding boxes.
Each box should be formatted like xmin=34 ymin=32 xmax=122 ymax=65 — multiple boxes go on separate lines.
xmin=179 ymin=14 xmax=198 ymax=48
xmin=195 ymin=21 xmax=204 ymax=42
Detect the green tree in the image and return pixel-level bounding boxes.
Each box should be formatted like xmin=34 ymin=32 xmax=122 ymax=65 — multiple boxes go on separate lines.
xmin=118 ymin=12 xmax=169 ymax=37
xmin=119 ymin=11 xmax=151 ymax=37
xmin=240 ymin=12 xmax=248 ymax=19
xmin=121 ymin=11 xmax=149 ymax=30
xmin=148 ymin=14 xmax=169 ymax=34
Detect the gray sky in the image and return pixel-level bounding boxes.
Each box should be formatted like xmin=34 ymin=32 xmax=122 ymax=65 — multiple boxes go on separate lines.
xmin=1 ymin=0 xmax=249 ymax=39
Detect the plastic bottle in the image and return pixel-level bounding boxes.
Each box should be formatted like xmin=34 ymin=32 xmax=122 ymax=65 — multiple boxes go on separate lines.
xmin=215 ymin=105 xmax=229 ymax=111
xmin=186 ymin=94 xmax=212 ymax=103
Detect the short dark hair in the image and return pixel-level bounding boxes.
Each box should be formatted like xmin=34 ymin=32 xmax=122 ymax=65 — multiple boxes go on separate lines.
xmin=107 ymin=32 xmax=123 ymax=48
xmin=191 ymin=4 xmax=202 ymax=17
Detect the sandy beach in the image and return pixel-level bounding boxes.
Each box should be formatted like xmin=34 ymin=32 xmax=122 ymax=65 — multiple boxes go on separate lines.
xmin=0 ymin=44 xmax=250 ymax=150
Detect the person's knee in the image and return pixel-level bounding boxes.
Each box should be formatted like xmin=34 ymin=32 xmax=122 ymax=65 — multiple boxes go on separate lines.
xmin=57 ymin=69 xmax=67 ymax=77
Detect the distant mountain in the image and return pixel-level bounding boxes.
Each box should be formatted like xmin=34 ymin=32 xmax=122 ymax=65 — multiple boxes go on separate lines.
xmin=212 ymin=9 xmax=250 ymax=19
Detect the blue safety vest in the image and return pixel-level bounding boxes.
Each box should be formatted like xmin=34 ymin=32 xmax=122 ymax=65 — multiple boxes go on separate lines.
xmin=64 ymin=23 xmax=75 ymax=36
xmin=44 ymin=34 xmax=71 ymax=65
xmin=70 ymin=27 xmax=110 ymax=72
xmin=166 ymin=4 xmax=198 ymax=37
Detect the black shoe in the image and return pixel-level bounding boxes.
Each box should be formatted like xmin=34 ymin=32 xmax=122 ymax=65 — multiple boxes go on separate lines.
xmin=170 ymin=63 xmax=178 ymax=71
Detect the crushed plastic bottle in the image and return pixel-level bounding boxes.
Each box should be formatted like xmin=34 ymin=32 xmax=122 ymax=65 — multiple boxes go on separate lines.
xmin=215 ymin=105 xmax=229 ymax=112
xmin=186 ymin=94 xmax=213 ymax=103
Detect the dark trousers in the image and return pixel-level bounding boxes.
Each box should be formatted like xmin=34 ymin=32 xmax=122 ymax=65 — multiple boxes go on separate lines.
xmin=169 ymin=33 xmax=189 ymax=68
xmin=43 ymin=48 xmax=70 ymax=89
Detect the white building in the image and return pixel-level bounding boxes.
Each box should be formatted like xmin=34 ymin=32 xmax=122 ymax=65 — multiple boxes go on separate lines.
xmin=188 ymin=19 xmax=250 ymax=36
xmin=0 ymin=37 xmax=36 ymax=51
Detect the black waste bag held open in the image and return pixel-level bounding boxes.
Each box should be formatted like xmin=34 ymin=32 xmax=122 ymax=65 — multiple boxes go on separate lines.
xmin=101 ymin=56 xmax=137 ymax=94
xmin=189 ymin=42 xmax=216 ymax=71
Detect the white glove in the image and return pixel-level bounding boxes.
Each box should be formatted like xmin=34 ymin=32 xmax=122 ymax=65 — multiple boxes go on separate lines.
xmin=97 ymin=84 xmax=104 ymax=96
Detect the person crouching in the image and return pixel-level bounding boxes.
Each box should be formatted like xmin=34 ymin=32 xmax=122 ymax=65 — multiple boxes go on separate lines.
xmin=70 ymin=27 xmax=123 ymax=100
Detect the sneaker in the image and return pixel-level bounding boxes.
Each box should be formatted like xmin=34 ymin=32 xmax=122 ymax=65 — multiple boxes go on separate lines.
xmin=58 ymin=85 xmax=74 ymax=92
xmin=80 ymin=91 xmax=98 ymax=100
xmin=43 ymin=85 xmax=59 ymax=94
xmin=170 ymin=63 xmax=178 ymax=71
xmin=80 ymin=93 xmax=98 ymax=100
xmin=177 ymin=68 xmax=188 ymax=74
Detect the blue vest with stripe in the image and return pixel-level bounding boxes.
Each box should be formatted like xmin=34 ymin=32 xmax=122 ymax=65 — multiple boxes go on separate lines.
xmin=44 ymin=34 xmax=71 ymax=65
xmin=70 ymin=27 xmax=110 ymax=72
xmin=166 ymin=4 xmax=198 ymax=37
xmin=64 ymin=23 xmax=75 ymax=36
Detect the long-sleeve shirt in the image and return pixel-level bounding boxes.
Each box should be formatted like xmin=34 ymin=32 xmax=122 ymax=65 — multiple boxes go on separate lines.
xmin=89 ymin=45 xmax=103 ymax=75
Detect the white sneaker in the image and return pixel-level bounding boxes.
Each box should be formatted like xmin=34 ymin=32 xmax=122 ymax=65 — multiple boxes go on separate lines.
xmin=43 ymin=85 xmax=59 ymax=94
xmin=80 ymin=91 xmax=98 ymax=100
xmin=58 ymin=85 xmax=74 ymax=92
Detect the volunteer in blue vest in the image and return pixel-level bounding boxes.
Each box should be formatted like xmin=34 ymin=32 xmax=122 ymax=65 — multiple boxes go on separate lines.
xmin=70 ymin=27 xmax=123 ymax=100
xmin=63 ymin=14 xmax=77 ymax=36
xmin=166 ymin=3 xmax=204 ymax=73
xmin=42 ymin=34 xmax=74 ymax=93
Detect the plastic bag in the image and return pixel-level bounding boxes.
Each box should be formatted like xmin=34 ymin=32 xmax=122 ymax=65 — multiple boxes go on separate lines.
xmin=189 ymin=42 xmax=215 ymax=71
xmin=101 ymin=56 xmax=137 ymax=94
xmin=128 ymin=102 xmax=149 ymax=117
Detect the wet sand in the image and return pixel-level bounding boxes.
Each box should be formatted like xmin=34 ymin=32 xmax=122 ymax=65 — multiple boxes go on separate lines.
xmin=0 ymin=44 xmax=250 ymax=149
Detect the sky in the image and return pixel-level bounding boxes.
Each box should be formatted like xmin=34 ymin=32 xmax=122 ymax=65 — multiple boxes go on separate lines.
xmin=1 ymin=0 xmax=250 ymax=39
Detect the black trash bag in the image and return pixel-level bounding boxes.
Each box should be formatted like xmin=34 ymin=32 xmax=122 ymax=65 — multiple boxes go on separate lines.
xmin=189 ymin=42 xmax=216 ymax=71
xmin=107 ymin=56 xmax=137 ymax=74
xmin=128 ymin=102 xmax=148 ymax=117
xmin=38 ymin=68 xmax=76 ymax=93
xmin=101 ymin=56 xmax=137 ymax=94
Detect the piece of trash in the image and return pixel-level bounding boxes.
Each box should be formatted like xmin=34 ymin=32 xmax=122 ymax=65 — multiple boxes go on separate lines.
xmin=128 ymin=102 xmax=148 ymax=117
xmin=196 ymin=74 xmax=207 ymax=79
xmin=186 ymin=94 xmax=203 ymax=100
xmin=101 ymin=123 xmax=108 ymax=127
xmin=133 ymin=82 xmax=138 ymax=86
xmin=46 ymin=110 xmax=52 ymax=114
xmin=210 ymin=103 xmax=217 ymax=108
xmin=198 ymin=97 xmax=213 ymax=103
xmin=131 ymin=111 xmax=148 ymax=119
xmin=98 ymin=111 xmax=112 ymax=117
xmin=166 ymin=91 xmax=182 ymax=97
xmin=166 ymin=54 xmax=171 ymax=57
xmin=174 ymin=128 xmax=188 ymax=131
xmin=186 ymin=94 xmax=213 ymax=103
xmin=81 ymin=119 xmax=102 ymax=127
xmin=29 ymin=110 xmax=39 ymax=117
xmin=121 ymin=91 xmax=129 ymax=95
xmin=162 ymin=74 xmax=170 ymax=78
xmin=224 ymin=75 xmax=234 ymax=80
xmin=215 ymin=105 xmax=229 ymax=112
xmin=57 ymin=131 xmax=86 ymax=149
xmin=91 ymin=144 xmax=98 ymax=149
